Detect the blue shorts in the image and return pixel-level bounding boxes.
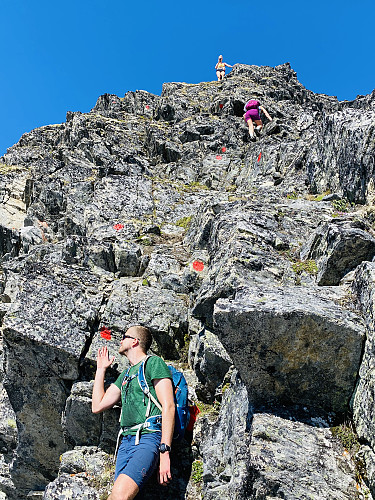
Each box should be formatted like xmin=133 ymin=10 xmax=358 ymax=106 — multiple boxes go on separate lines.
xmin=114 ymin=432 xmax=161 ymax=489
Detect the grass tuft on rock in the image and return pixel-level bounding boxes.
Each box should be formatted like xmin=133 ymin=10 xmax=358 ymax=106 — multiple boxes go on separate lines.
xmin=191 ymin=460 xmax=204 ymax=484
xmin=292 ymin=259 xmax=318 ymax=276
xmin=176 ymin=216 xmax=192 ymax=230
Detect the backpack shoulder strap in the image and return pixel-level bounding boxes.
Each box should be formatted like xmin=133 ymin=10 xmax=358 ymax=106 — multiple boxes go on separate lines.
xmin=121 ymin=365 xmax=132 ymax=386
xmin=137 ymin=355 xmax=162 ymax=414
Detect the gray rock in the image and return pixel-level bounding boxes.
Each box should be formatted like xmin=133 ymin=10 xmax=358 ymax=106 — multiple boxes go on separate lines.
xmin=0 ymin=453 xmax=16 ymax=500
xmin=301 ymin=219 xmax=375 ymax=285
xmin=0 ymin=387 xmax=17 ymax=454
xmin=200 ymin=372 xmax=251 ymax=500
xmin=43 ymin=474 xmax=99 ymax=500
xmin=357 ymin=445 xmax=375 ymax=498
xmin=188 ymin=326 xmax=232 ymax=402
xmin=248 ymin=413 xmax=363 ymax=499
xmin=19 ymin=226 xmax=44 ymax=254
xmin=89 ymin=279 xmax=189 ymax=364
xmin=213 ymin=285 xmax=364 ymax=413
xmin=62 ymin=382 xmax=102 ymax=448
xmin=352 ymin=263 xmax=375 ymax=456
xmin=306 ymin=101 xmax=375 ymax=204
xmin=113 ymin=241 xmax=142 ymax=277
xmin=2 ymin=263 xmax=103 ymax=496
xmin=59 ymin=446 xmax=111 ymax=476
xmin=62 ymin=382 xmax=120 ymax=452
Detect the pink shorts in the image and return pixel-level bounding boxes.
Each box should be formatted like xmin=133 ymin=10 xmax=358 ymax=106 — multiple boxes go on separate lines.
xmin=244 ymin=109 xmax=261 ymax=122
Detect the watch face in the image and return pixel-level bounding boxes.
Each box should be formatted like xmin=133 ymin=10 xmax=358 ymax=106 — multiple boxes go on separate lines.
xmin=159 ymin=443 xmax=170 ymax=453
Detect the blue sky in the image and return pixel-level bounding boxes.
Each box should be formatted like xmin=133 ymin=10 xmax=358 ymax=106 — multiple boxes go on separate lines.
xmin=1 ymin=0 xmax=374 ymax=157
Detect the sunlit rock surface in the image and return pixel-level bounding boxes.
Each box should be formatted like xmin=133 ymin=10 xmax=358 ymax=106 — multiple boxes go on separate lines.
xmin=0 ymin=63 xmax=375 ymax=498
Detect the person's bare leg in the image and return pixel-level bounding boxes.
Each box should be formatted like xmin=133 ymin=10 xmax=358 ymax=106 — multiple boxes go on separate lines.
xmin=247 ymin=119 xmax=255 ymax=138
xmin=216 ymin=71 xmax=221 ymax=81
xmin=108 ymin=474 xmax=139 ymax=500
xmin=254 ymin=119 xmax=263 ymax=131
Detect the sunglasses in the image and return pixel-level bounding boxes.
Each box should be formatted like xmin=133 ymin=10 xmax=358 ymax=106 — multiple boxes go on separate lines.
xmin=122 ymin=334 xmax=139 ymax=341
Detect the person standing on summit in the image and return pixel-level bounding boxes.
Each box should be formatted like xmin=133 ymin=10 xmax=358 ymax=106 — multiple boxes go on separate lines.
xmin=215 ymin=55 xmax=233 ymax=81
xmin=92 ymin=325 xmax=175 ymax=500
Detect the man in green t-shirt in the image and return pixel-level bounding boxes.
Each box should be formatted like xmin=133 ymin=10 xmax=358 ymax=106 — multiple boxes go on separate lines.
xmin=92 ymin=325 xmax=175 ymax=500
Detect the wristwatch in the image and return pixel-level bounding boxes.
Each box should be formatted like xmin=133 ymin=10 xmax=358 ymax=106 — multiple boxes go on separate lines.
xmin=159 ymin=443 xmax=171 ymax=453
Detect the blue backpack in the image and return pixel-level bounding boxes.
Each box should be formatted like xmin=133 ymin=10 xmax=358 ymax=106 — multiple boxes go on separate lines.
xmin=119 ymin=355 xmax=190 ymax=446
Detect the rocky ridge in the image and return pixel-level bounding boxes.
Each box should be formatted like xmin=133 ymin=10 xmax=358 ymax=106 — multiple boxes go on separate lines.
xmin=0 ymin=62 xmax=375 ymax=499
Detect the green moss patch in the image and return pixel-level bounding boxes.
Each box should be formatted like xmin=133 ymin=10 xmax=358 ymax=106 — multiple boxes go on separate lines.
xmin=176 ymin=216 xmax=192 ymax=230
xmin=291 ymin=260 xmax=318 ymax=276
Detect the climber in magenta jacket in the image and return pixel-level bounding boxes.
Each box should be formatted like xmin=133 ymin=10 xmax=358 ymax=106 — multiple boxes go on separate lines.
xmin=243 ymin=99 xmax=272 ymax=139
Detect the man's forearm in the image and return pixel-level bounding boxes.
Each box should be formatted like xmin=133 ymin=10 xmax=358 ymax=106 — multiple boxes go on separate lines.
xmin=158 ymin=401 xmax=175 ymax=483
xmin=91 ymin=367 xmax=106 ymax=413
xmin=161 ymin=401 xmax=175 ymax=446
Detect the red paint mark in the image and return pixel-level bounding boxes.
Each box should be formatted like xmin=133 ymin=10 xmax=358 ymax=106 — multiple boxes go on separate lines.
xmin=113 ymin=223 xmax=124 ymax=231
xmin=257 ymin=152 xmax=262 ymax=162
xmin=193 ymin=260 xmax=204 ymax=272
xmin=216 ymin=155 xmax=222 ymax=160
xmin=221 ymin=147 xmax=227 ymax=153
xmin=219 ymin=104 xmax=223 ymax=109
xmin=100 ymin=326 xmax=112 ymax=340
xmin=145 ymin=105 xmax=150 ymax=109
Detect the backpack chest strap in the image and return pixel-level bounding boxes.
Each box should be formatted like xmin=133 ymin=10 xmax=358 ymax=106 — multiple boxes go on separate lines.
xmin=122 ymin=415 xmax=162 ymax=445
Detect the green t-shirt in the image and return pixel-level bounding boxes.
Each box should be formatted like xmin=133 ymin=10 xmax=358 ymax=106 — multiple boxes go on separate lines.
xmin=113 ymin=355 xmax=171 ymax=436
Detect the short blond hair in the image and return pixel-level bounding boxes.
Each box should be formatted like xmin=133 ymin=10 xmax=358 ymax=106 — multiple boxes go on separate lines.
xmin=128 ymin=325 xmax=152 ymax=353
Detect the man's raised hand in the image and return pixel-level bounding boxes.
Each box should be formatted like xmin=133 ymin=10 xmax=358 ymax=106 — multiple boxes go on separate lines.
xmin=96 ymin=346 xmax=115 ymax=370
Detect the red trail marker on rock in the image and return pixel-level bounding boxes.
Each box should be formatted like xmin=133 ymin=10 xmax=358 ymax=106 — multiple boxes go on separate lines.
xmin=100 ymin=326 xmax=112 ymax=341
xmin=193 ymin=260 xmax=204 ymax=272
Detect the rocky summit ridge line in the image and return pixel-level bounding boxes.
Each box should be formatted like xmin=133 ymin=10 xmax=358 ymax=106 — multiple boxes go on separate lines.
xmin=0 ymin=62 xmax=375 ymax=499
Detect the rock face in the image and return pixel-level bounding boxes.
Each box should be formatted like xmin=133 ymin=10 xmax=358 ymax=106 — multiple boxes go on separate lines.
xmin=301 ymin=219 xmax=375 ymax=285
xmin=0 ymin=62 xmax=375 ymax=499
xmin=213 ymin=285 xmax=364 ymax=413
xmin=248 ymin=412 xmax=360 ymax=499
xmin=352 ymin=261 xmax=375 ymax=498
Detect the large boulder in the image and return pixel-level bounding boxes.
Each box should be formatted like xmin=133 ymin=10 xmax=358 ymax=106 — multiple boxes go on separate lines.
xmin=301 ymin=219 xmax=375 ymax=285
xmin=2 ymin=262 xmax=103 ymax=496
xmin=62 ymin=382 xmax=120 ymax=452
xmin=248 ymin=413 xmax=361 ymax=499
xmin=199 ymin=371 xmax=364 ymax=500
xmin=306 ymin=97 xmax=375 ymax=204
xmin=213 ymin=285 xmax=364 ymax=413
